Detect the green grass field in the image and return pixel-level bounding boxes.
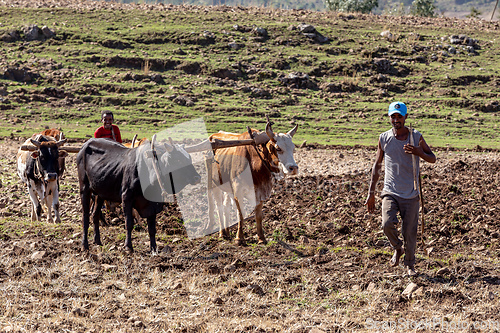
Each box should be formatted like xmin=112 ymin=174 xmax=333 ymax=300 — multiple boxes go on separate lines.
xmin=0 ymin=5 xmax=499 ymax=148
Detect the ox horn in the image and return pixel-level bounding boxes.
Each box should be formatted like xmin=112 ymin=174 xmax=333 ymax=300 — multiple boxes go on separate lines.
xmin=56 ymin=138 xmax=67 ymax=147
xmin=287 ymin=124 xmax=299 ymax=137
xmin=30 ymin=139 xmax=41 ymax=148
xmin=131 ymin=134 xmax=138 ymax=148
xmin=265 ymin=122 xmax=276 ymax=143
xmin=151 ymin=134 xmax=157 ymax=152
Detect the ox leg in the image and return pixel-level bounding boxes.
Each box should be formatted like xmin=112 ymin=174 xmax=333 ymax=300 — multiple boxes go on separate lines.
xmin=212 ymin=186 xmax=229 ymax=239
xmin=221 ymin=193 xmax=234 ymax=238
xmin=27 ymin=181 xmax=42 ymax=221
xmin=207 ymin=186 xmax=217 ymax=233
xmin=122 ymin=200 xmax=134 ymax=252
xmin=255 ymin=202 xmax=267 ymax=244
xmin=92 ymin=196 xmax=104 ymax=246
xmin=147 ymin=216 xmax=157 ymax=253
xmin=233 ymin=197 xmax=246 ymax=246
xmin=45 ymin=181 xmax=58 ymax=223
xmin=81 ymin=187 xmax=91 ymax=251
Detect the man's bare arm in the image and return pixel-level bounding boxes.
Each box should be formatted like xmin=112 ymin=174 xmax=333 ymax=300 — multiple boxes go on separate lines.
xmin=365 ymin=139 xmax=384 ymax=213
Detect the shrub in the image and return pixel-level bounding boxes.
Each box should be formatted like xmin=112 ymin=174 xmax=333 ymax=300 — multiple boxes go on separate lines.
xmin=324 ymin=0 xmax=378 ymax=13
xmin=466 ymin=7 xmax=481 ymax=19
xmin=410 ymin=0 xmax=436 ymax=17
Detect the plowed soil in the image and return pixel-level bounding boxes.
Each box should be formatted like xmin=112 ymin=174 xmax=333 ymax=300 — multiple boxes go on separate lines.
xmin=1 ymin=138 xmax=499 ymax=332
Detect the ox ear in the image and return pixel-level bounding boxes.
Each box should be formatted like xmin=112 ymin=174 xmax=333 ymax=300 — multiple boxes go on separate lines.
xmin=59 ymin=150 xmax=68 ymax=158
xmin=163 ymin=143 xmax=174 ymax=153
xmin=266 ymin=122 xmax=276 ymax=143
xmin=31 ymin=151 xmax=39 ymax=159
xmin=287 ymin=124 xmax=299 ymax=137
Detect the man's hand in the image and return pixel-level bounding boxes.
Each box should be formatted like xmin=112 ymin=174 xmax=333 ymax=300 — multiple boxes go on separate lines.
xmin=403 ymin=143 xmax=424 ymax=157
xmin=365 ymin=193 xmax=376 ymax=213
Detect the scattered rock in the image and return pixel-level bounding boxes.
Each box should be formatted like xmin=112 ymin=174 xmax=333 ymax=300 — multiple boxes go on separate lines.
xmin=171 ymin=282 xmax=182 ymax=290
xmin=373 ymin=58 xmax=394 ymax=73
xmin=1 ymin=30 xmax=20 ymax=42
xmin=207 ymin=265 xmax=220 ymax=274
xmin=1 ymin=67 xmax=38 ymax=82
xmin=297 ymin=23 xmax=316 ymax=34
xmin=41 ymin=25 xmax=55 ymax=38
xmin=380 ymin=30 xmax=393 ymax=40
xmin=413 ymin=286 xmax=425 ymax=298
xmin=162 ymin=245 xmax=173 ymax=253
xmin=72 ymin=307 xmax=87 ymax=317
xmin=315 ymin=284 xmax=328 ymax=294
xmin=436 ymin=267 xmax=451 ymax=276
xmin=246 ymin=284 xmax=265 ymax=296
xmin=296 ymin=23 xmax=329 ymax=43
xmin=278 ymin=72 xmax=317 ymax=89
xmin=224 ymin=264 xmax=237 ymax=273
xmin=211 ymin=296 xmax=224 ymax=305
xmin=252 ymin=26 xmax=268 ymax=38
xmin=402 ymin=282 xmax=419 ymax=298
xmin=31 ymin=251 xmax=46 ymax=260
xmin=101 ymin=264 xmax=117 ymax=271
xmin=128 ymin=316 xmax=145 ymax=327
xmin=228 ymin=42 xmax=241 ymax=50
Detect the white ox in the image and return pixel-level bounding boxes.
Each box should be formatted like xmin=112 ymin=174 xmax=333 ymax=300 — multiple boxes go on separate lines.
xmin=208 ymin=122 xmax=298 ymax=245
xmin=17 ymin=133 xmax=67 ymax=223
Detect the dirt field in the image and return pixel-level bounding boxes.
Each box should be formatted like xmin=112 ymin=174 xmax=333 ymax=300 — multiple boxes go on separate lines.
xmin=0 ymin=137 xmax=499 ymax=332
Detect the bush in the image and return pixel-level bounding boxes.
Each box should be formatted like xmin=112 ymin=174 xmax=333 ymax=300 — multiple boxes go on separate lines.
xmin=324 ymin=0 xmax=378 ymax=13
xmin=410 ymin=0 xmax=436 ymax=17
xmin=466 ymin=7 xmax=481 ymax=19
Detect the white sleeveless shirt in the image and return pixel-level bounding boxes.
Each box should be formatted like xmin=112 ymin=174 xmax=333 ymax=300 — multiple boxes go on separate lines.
xmin=380 ymin=128 xmax=421 ymax=199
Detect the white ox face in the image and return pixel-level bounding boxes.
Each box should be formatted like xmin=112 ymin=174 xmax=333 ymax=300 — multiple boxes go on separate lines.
xmin=267 ymin=124 xmax=299 ymax=176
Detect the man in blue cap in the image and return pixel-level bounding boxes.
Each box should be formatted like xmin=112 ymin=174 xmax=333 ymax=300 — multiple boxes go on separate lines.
xmin=365 ymin=102 xmax=436 ymax=276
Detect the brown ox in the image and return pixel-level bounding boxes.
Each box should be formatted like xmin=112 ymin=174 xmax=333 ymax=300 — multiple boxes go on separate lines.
xmin=208 ymin=122 xmax=298 ymax=245
xmin=123 ymin=135 xmax=147 ymax=148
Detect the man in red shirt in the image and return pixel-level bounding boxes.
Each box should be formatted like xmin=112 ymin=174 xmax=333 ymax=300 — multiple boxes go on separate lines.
xmin=94 ymin=111 xmax=122 ymax=143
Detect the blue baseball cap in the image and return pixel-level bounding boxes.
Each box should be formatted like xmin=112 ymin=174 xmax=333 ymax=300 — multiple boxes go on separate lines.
xmin=388 ymin=102 xmax=407 ymax=116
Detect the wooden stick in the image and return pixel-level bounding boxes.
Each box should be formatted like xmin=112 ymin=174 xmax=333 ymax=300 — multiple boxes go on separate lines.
xmin=409 ymin=124 xmax=418 ymax=192
xmin=409 ymin=124 xmax=425 ymax=246
xmin=20 ymin=145 xmax=81 ymax=153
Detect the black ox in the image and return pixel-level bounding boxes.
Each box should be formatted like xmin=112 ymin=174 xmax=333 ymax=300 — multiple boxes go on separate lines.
xmin=76 ymin=136 xmax=201 ymax=252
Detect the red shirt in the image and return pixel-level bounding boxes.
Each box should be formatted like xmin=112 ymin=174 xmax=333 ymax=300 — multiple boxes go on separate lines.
xmin=94 ymin=125 xmax=122 ymax=143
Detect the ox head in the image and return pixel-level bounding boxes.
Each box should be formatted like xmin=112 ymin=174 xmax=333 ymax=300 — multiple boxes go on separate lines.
xmin=30 ymin=137 xmax=68 ymax=182
xmin=138 ymin=135 xmax=201 ymax=202
xmin=265 ymin=122 xmax=299 ymax=176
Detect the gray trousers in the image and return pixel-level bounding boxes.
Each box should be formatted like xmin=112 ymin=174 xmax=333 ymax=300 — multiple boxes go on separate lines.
xmin=381 ymin=194 xmax=420 ymax=267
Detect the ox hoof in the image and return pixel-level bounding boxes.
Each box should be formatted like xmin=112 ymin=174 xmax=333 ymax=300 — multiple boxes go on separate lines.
xmin=122 ymin=246 xmax=134 ymax=254
xmin=234 ymin=239 xmax=246 ymax=246
xmin=219 ymin=232 xmax=230 ymax=240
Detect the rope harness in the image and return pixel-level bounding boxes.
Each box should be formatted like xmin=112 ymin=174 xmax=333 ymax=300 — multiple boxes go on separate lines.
xmin=149 ymin=147 xmax=170 ymax=202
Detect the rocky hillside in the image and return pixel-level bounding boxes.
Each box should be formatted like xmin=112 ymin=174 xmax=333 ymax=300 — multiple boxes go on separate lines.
xmin=0 ymin=0 xmax=499 ymax=149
